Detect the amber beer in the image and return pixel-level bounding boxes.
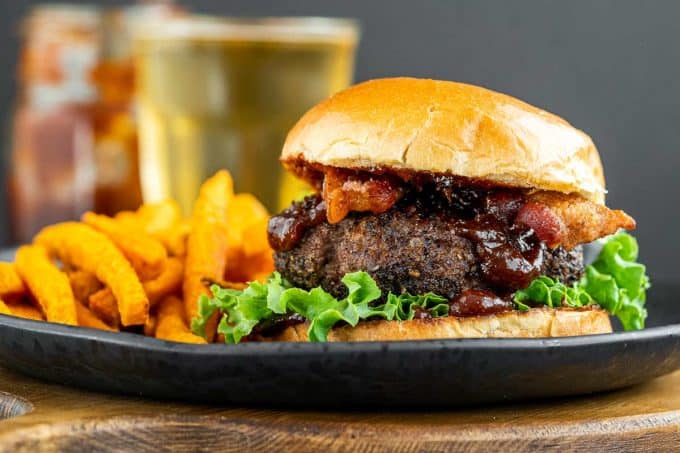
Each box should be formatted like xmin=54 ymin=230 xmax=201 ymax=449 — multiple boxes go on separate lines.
xmin=135 ymin=17 xmax=358 ymax=213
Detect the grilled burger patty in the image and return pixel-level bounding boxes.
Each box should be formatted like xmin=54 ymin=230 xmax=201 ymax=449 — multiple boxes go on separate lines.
xmin=270 ymin=192 xmax=584 ymax=300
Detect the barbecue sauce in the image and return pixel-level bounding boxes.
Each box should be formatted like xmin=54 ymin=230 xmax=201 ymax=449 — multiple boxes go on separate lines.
xmin=268 ymin=195 xmax=326 ymax=252
xmin=243 ymin=313 xmax=306 ymax=341
xmin=402 ymin=185 xmax=544 ymax=294
xmin=268 ymin=170 xmax=547 ymax=295
xmin=449 ymin=289 xmax=514 ymax=317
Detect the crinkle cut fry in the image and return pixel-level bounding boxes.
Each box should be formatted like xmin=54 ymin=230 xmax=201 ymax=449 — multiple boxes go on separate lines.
xmin=135 ymin=200 xmax=183 ymax=235
xmin=35 ymin=222 xmax=149 ymax=326
xmin=68 ymin=270 xmax=103 ymax=304
xmin=144 ymin=314 xmax=158 ymax=337
xmin=0 ymin=298 xmax=10 ymax=316
xmin=157 ymin=222 xmax=190 ymax=257
xmin=14 ymin=245 xmax=77 ymax=325
xmin=89 ymin=288 xmax=121 ymax=327
xmin=5 ymin=302 xmax=43 ymax=320
xmin=0 ymin=299 xmax=44 ymax=320
xmin=0 ymin=262 xmax=26 ymax=298
xmin=115 ymin=201 xmax=189 ymax=257
xmin=184 ymin=170 xmax=233 ymax=341
xmin=76 ymin=301 xmax=116 ymax=331
xmin=82 ymin=212 xmax=168 ymax=280
xmin=143 ymin=257 xmax=184 ymax=305
xmin=116 ymin=199 xmax=182 ymax=235
xmin=88 ymin=256 xmax=184 ymax=327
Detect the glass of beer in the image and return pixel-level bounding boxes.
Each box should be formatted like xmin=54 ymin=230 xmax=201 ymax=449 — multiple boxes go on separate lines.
xmin=134 ymin=16 xmax=359 ymax=213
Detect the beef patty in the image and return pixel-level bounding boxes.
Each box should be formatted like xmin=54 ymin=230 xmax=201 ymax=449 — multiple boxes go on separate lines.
xmin=272 ymin=194 xmax=584 ymax=300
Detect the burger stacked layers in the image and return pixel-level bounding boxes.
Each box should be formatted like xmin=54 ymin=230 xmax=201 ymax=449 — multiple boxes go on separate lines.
xmin=193 ymin=78 xmax=649 ymax=343
xmin=269 ymin=170 xmax=631 ymax=309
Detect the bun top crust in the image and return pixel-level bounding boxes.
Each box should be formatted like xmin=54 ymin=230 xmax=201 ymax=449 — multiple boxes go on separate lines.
xmin=281 ymin=78 xmax=606 ymax=204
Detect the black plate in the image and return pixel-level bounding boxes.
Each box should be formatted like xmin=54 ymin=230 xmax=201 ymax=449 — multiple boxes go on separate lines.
xmin=0 ymin=279 xmax=678 ymax=407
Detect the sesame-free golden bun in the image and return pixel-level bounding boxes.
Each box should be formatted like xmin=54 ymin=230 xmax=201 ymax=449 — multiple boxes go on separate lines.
xmin=259 ymin=307 xmax=613 ymax=342
xmin=281 ymin=78 xmax=606 ymax=204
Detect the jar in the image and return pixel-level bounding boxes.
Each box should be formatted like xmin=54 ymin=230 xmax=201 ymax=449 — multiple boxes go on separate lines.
xmin=9 ymin=5 xmax=102 ymax=243
xmin=8 ymin=3 xmax=178 ymax=242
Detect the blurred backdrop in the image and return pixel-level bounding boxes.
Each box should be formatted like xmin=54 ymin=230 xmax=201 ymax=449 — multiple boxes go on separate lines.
xmin=0 ymin=0 xmax=677 ymax=281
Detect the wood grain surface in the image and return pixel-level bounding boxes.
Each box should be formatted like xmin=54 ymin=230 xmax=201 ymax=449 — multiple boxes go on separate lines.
xmin=0 ymin=366 xmax=677 ymax=452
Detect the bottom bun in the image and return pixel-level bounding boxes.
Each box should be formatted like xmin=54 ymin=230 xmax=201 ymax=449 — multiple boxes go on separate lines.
xmin=262 ymin=307 xmax=613 ymax=342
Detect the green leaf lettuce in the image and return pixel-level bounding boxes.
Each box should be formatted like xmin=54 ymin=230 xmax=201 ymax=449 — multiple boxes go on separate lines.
xmin=193 ymin=232 xmax=650 ymax=342
xmin=193 ymin=271 xmax=453 ymax=343
xmin=514 ymin=232 xmax=649 ymax=330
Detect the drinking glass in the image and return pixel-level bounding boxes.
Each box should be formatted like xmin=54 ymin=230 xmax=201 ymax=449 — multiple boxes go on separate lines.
xmin=134 ymin=16 xmax=359 ymax=213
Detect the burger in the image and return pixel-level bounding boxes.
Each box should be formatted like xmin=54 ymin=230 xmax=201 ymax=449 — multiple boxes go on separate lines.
xmin=193 ymin=78 xmax=649 ymax=343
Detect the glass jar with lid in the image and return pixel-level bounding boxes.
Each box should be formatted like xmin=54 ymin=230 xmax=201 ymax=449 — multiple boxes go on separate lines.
xmin=9 ymin=4 xmax=101 ymax=243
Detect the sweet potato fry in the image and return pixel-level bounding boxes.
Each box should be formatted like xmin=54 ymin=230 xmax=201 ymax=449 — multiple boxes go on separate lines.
xmin=144 ymin=314 xmax=157 ymax=337
xmin=184 ymin=170 xmax=233 ymax=341
xmin=156 ymin=295 xmax=207 ymax=344
xmin=88 ymin=256 xmax=184 ymax=325
xmin=135 ymin=200 xmax=183 ymax=234
xmin=249 ymin=250 xmax=275 ymax=277
xmin=143 ymin=257 xmax=184 ymax=305
xmin=88 ymin=288 xmax=121 ymax=327
xmin=116 ymin=201 xmax=188 ymax=257
xmin=82 ymin=212 xmax=167 ymax=280
xmin=15 ymin=245 xmax=77 ymax=325
xmin=155 ymin=222 xmax=190 ymax=257
xmin=226 ymin=194 xmax=269 ymax=255
xmin=5 ymin=302 xmax=44 ymax=320
xmin=228 ymin=193 xmax=268 ymax=229
xmin=222 ymin=194 xmax=273 ymax=282
xmin=112 ymin=210 xmax=138 ymax=229
xmin=116 ymin=199 xmax=182 ymax=232
xmin=251 ymin=269 xmax=274 ymax=284
xmin=0 ymin=299 xmax=11 ymax=316
xmin=76 ymin=301 xmax=116 ymax=331
xmin=35 ymin=222 xmax=149 ymax=326
xmin=224 ymin=248 xmax=274 ymax=283
xmin=241 ymin=216 xmax=273 ymax=258
xmin=201 ymin=277 xmax=247 ymax=291
xmin=68 ymin=270 xmax=103 ymax=304
xmin=0 ymin=262 xmax=26 ymax=298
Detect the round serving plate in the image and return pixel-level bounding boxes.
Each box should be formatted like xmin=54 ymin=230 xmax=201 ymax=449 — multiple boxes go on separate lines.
xmin=0 ymin=283 xmax=677 ymax=407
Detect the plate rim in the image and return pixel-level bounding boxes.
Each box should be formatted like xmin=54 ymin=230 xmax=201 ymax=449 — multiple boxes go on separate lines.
xmin=0 ymin=312 xmax=677 ymax=356
xmin=0 ymin=248 xmax=672 ymax=355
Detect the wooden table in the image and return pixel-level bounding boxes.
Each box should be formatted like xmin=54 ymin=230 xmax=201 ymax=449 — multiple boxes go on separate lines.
xmin=0 ymin=366 xmax=677 ymax=452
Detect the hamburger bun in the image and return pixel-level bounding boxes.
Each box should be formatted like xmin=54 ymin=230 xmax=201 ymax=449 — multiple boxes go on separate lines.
xmin=282 ymin=77 xmax=606 ymax=204
xmin=261 ymin=307 xmax=613 ymax=342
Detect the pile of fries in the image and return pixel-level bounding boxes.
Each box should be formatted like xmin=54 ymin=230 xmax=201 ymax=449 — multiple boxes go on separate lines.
xmin=0 ymin=171 xmax=274 ymax=343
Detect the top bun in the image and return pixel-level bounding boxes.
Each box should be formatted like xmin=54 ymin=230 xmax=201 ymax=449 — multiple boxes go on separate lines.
xmin=281 ymin=78 xmax=606 ymax=204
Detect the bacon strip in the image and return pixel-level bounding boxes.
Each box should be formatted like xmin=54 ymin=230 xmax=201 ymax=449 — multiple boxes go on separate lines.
xmin=319 ymin=168 xmax=635 ymax=249
xmin=517 ymin=192 xmax=636 ymax=250
xmin=322 ymin=169 xmax=403 ymax=224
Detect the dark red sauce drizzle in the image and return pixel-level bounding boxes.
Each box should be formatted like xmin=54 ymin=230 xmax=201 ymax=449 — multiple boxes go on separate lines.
xmin=397 ymin=184 xmax=544 ymax=294
xmin=267 ymin=195 xmax=327 ymax=252
xmin=268 ymin=171 xmax=551 ymax=318
xmin=449 ymin=289 xmax=514 ymax=317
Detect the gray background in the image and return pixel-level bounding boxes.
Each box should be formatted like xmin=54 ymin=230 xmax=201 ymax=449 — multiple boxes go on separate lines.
xmin=0 ymin=0 xmax=677 ymax=281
